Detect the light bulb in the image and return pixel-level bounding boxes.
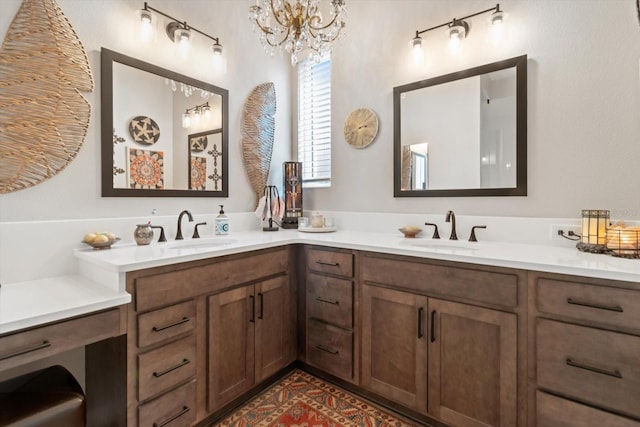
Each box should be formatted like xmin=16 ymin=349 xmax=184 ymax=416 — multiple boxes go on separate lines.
xmin=447 ymin=23 xmax=466 ymax=56
xmin=410 ymin=36 xmax=424 ymax=64
xmin=489 ymin=10 xmax=507 ymax=44
xmin=174 ymin=27 xmax=191 ymax=58
xmin=137 ymin=9 xmax=155 ymax=43
xmin=193 ymin=109 xmax=201 ymax=125
xmin=203 ymin=105 xmax=211 ymax=121
xmin=182 ymin=112 xmax=191 ymax=128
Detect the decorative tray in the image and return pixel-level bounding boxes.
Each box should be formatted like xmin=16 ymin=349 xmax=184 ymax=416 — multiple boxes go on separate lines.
xmin=298 ymin=226 xmax=337 ymax=233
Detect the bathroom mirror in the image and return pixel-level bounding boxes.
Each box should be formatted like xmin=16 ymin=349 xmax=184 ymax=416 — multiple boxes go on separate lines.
xmin=101 ymin=48 xmax=228 ymax=197
xmin=394 ymin=55 xmax=527 ymax=197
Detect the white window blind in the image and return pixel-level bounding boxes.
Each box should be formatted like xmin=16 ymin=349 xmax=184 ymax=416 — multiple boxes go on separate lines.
xmin=297 ymin=57 xmax=331 ymax=186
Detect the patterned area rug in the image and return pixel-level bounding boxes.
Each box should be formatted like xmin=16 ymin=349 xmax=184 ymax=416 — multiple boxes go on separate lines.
xmin=216 ymin=370 xmax=417 ymax=427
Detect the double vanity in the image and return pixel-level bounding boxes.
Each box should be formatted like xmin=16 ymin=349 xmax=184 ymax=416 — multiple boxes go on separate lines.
xmin=2 ymin=229 xmax=640 ymax=427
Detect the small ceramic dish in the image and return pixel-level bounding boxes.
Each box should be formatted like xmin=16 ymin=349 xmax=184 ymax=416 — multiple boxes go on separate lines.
xmin=399 ymin=226 xmax=422 ymax=238
xmin=82 ymin=237 xmax=121 ymax=250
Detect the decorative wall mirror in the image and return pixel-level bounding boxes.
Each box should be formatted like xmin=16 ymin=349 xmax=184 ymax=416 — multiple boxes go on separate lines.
xmin=101 ymin=48 xmax=228 ymax=197
xmin=394 ymin=55 xmax=527 ymax=197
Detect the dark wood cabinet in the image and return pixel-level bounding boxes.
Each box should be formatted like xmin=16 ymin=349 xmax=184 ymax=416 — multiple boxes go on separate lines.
xmin=361 ymin=284 xmax=428 ymax=413
xmin=125 ymin=247 xmax=291 ymax=426
xmin=361 ymin=253 xmax=524 ymax=426
xmin=428 ymin=298 xmax=517 ymax=427
xmin=532 ymin=272 xmax=640 ymax=426
xmin=208 ymin=274 xmax=292 ymax=411
xmin=207 ymin=285 xmax=255 ymax=410
xmin=303 ymin=246 xmax=357 ymax=383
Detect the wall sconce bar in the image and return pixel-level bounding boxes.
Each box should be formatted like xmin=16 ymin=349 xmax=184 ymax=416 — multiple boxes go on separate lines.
xmin=411 ymin=3 xmax=504 ymax=49
xmin=182 ymin=102 xmax=212 ymax=128
xmin=140 ymin=2 xmax=223 ymax=54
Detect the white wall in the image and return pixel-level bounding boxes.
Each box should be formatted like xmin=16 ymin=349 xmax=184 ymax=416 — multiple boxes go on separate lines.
xmin=0 ymin=0 xmax=292 ymax=223
xmin=309 ymin=0 xmax=640 ymax=220
xmin=2 ymin=0 xmax=640 ymax=283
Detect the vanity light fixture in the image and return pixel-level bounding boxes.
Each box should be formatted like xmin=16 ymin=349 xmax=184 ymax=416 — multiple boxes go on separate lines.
xmin=182 ymin=102 xmax=212 ymax=129
xmin=411 ymin=3 xmax=506 ymax=58
xmin=138 ymin=2 xmax=223 ymax=61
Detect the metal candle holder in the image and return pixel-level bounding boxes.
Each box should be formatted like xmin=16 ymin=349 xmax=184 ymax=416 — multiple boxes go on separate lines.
xmin=576 ymin=209 xmax=609 ymax=254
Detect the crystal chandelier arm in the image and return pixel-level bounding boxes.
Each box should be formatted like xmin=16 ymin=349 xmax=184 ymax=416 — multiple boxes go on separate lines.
xmin=269 ymin=0 xmax=294 ymax=28
xmin=306 ymin=0 xmax=340 ymax=31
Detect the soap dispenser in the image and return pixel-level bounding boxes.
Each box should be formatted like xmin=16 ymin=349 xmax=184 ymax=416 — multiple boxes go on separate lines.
xmin=215 ymin=205 xmax=229 ymax=235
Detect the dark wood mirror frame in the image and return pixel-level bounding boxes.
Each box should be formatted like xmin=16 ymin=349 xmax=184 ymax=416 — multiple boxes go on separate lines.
xmin=393 ymin=55 xmax=527 ymax=197
xmin=101 ymin=48 xmax=229 ymax=197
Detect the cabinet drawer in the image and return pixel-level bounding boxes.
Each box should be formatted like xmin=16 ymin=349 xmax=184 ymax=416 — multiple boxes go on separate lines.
xmin=362 ymin=254 xmax=518 ymax=308
xmin=138 ymin=381 xmax=196 ymax=427
xmin=138 ymin=300 xmax=195 ymax=348
xmin=307 ymin=273 xmax=353 ymax=329
xmin=537 ymin=278 xmax=640 ymax=331
xmin=306 ymin=248 xmax=353 ymax=278
xmin=536 ymin=391 xmax=640 ymax=427
xmin=307 ymin=319 xmax=353 ymax=380
xmin=138 ymin=336 xmax=196 ymax=402
xmin=537 ymin=318 xmax=640 ymax=418
xmin=135 ymin=248 xmax=288 ymax=311
xmin=0 ymin=308 xmax=122 ymax=372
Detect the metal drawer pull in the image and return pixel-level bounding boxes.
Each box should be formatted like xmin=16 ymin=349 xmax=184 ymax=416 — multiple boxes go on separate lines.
xmin=430 ymin=310 xmax=437 ymax=343
xmin=566 ymin=298 xmax=623 ymax=312
xmin=152 ymin=317 xmax=191 ymax=332
xmin=317 ymin=261 xmax=340 ymax=267
xmin=152 ymin=358 xmax=191 ymax=378
xmin=566 ymin=358 xmax=622 ymax=379
xmin=0 ymin=341 xmax=51 ymax=361
xmin=417 ymin=307 xmax=424 ymax=339
xmin=315 ymin=344 xmax=339 ymax=355
xmin=315 ymin=296 xmax=339 ymax=305
xmin=153 ymin=406 xmax=190 ymax=427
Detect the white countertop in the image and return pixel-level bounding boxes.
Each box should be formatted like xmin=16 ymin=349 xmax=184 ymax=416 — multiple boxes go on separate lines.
xmin=4 ymin=229 xmax=639 ymax=336
xmin=75 ymin=229 xmax=640 ymax=284
xmin=0 ymin=275 xmax=130 ymax=335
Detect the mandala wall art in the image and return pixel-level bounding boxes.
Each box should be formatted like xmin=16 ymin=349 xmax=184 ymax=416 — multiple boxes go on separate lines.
xmin=128 ymin=148 xmax=164 ymax=189
xmin=190 ymin=156 xmax=207 ymax=191
xmin=129 ymin=115 xmax=160 ymax=145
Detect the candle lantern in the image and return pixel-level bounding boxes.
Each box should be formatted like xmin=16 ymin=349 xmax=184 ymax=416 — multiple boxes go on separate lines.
xmin=576 ymin=209 xmax=609 ymax=253
xmin=606 ymin=224 xmax=640 ymax=258
xmin=282 ymin=162 xmax=303 ymax=229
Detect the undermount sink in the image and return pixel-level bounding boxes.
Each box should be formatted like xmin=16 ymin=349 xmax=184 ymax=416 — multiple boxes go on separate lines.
xmin=166 ymin=238 xmax=238 ymax=250
xmin=401 ymin=239 xmax=480 ymax=254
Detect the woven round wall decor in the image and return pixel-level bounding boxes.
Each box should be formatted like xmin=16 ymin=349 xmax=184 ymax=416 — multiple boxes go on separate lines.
xmin=129 ymin=116 xmax=161 ymax=145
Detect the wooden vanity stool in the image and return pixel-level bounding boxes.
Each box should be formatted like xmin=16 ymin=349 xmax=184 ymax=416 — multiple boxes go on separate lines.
xmin=0 ymin=365 xmax=86 ymax=426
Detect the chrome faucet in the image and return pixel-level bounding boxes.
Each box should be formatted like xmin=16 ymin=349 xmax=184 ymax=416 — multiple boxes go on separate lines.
xmin=175 ymin=210 xmax=194 ymax=240
xmin=445 ymin=210 xmax=458 ymax=240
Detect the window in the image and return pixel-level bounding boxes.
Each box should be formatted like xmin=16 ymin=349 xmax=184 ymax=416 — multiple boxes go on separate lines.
xmin=297 ymin=57 xmax=331 ymax=186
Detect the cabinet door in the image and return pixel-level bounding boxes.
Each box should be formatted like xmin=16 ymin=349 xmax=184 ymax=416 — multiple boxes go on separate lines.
xmin=361 ymin=284 xmax=428 ymax=413
xmin=255 ymin=275 xmax=291 ymax=381
xmin=428 ymin=298 xmax=517 ymax=427
xmin=208 ymin=285 xmax=255 ymax=411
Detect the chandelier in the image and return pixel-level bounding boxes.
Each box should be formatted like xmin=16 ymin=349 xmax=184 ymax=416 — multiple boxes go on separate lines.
xmin=249 ymin=0 xmax=347 ymax=65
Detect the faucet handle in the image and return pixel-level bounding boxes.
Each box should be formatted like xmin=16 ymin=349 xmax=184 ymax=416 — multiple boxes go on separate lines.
xmin=150 ymin=225 xmax=166 ymax=242
xmin=192 ymin=222 xmax=207 ymax=239
xmin=424 ymin=222 xmax=440 ymax=239
xmin=469 ymin=225 xmax=487 ymax=242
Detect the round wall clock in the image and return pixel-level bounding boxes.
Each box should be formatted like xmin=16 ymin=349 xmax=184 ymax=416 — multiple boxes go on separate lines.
xmin=343 ymin=108 xmax=379 ymax=148
xmin=129 ymin=116 xmax=160 ymax=145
